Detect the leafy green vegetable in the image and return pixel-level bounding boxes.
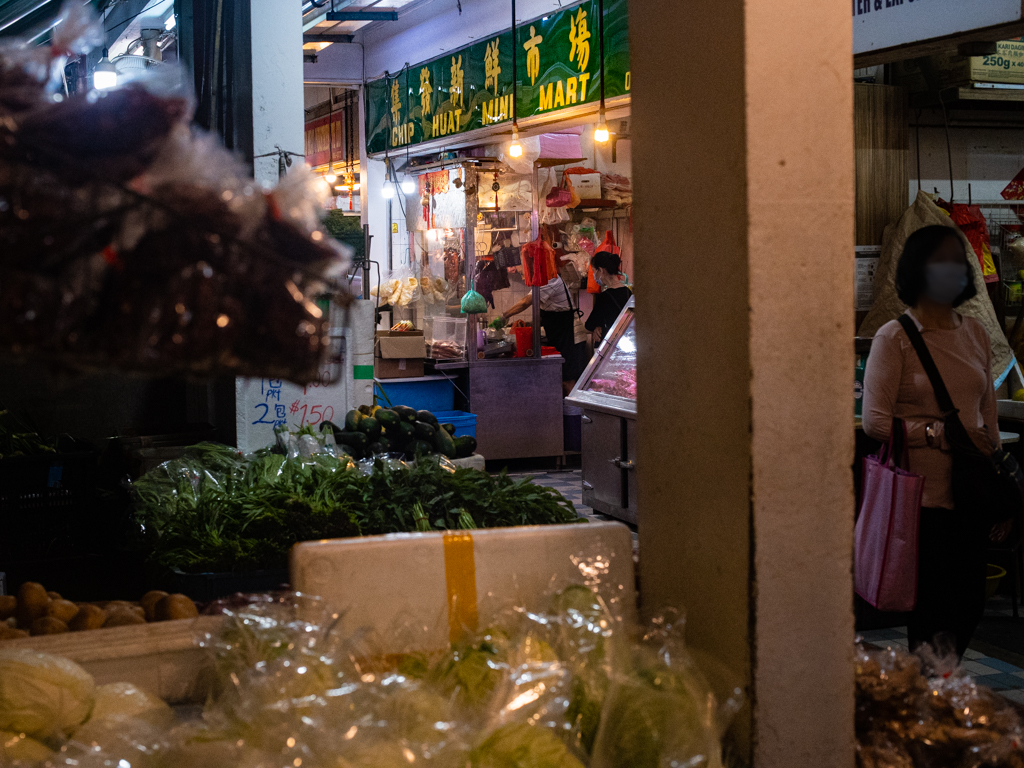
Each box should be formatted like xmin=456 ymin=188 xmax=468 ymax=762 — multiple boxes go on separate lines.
xmin=132 ymin=446 xmax=581 ymax=573
xmin=0 ymin=407 xmax=59 ymax=459
xmin=471 ymin=723 xmax=586 ymax=768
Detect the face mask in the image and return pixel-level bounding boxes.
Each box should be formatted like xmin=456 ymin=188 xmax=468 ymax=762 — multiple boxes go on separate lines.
xmin=594 ymin=273 xmax=603 ymax=287
xmin=924 ymin=262 xmax=969 ymax=305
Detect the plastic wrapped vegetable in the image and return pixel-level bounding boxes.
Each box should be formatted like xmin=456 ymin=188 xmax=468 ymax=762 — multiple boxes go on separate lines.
xmin=0 ymin=648 xmax=95 ymax=740
xmin=589 ymin=611 xmax=727 ymax=768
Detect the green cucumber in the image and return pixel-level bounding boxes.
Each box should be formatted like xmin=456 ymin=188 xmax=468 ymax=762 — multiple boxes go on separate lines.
xmin=441 ymin=423 xmax=456 ymax=435
xmin=454 ymin=436 xmax=477 ymax=459
xmin=409 ymin=440 xmax=434 ymax=457
xmin=433 ymin=426 xmax=457 ymax=459
xmin=376 ymin=409 xmax=400 ymax=429
xmin=416 ymin=410 xmax=439 ymax=428
xmin=359 ymin=416 xmax=382 ymax=442
xmin=392 ymin=421 xmax=415 ymax=446
xmin=412 ymin=420 xmax=436 ymax=441
xmin=378 ymin=435 xmax=393 ymax=452
xmin=336 ymin=431 xmax=369 ymax=450
xmin=344 ymin=409 xmax=363 ymax=432
xmin=394 ymin=405 xmax=418 ymax=423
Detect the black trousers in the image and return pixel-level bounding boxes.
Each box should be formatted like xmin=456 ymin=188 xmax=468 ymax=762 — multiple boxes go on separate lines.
xmin=540 ymin=309 xmax=586 ymax=383
xmin=907 ymin=506 xmax=988 ymax=659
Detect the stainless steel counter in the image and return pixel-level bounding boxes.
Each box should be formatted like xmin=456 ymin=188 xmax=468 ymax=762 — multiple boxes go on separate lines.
xmin=468 ymin=356 xmax=564 ymax=461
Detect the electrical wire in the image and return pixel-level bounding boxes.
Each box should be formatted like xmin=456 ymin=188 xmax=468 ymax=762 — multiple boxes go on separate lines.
xmin=104 ymin=0 xmax=168 ymax=38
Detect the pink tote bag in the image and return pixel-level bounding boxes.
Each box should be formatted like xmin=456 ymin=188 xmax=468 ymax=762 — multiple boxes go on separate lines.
xmin=855 ymin=419 xmax=924 ymax=612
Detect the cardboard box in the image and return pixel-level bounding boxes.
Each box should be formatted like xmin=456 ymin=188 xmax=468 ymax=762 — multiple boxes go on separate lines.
xmin=893 ymin=39 xmax=1024 ymax=91
xmin=376 ymin=330 xmax=425 ymax=359
xmin=570 ymin=172 xmax=602 ymax=199
xmin=291 ymin=521 xmax=636 ymax=652
xmin=376 ymin=357 xmax=425 ymax=379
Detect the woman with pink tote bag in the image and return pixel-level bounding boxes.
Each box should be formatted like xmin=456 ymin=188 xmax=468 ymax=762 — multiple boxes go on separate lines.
xmin=862 ymin=225 xmax=1008 ymax=659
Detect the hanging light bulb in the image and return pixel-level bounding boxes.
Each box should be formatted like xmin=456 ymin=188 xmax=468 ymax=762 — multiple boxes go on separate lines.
xmin=93 ymin=49 xmax=117 ymax=90
xmin=594 ymin=108 xmax=610 ymax=144
xmin=508 ymin=123 xmax=523 ymax=158
xmin=400 ymin=177 xmax=416 ymax=194
xmin=382 ymin=181 xmax=395 ymax=199
xmin=324 ymin=164 xmax=337 ymax=184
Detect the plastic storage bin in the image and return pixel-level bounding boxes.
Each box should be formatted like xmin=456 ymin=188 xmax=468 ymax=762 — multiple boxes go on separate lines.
xmin=425 ymin=316 xmax=468 ymax=360
xmin=432 ymin=410 xmax=477 ymax=438
xmin=375 ymin=378 xmax=456 ymax=413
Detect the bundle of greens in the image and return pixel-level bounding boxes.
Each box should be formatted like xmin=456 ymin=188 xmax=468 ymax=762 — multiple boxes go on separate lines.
xmin=132 ymin=443 xmax=580 ymax=573
xmin=0 ymin=407 xmax=58 ymax=459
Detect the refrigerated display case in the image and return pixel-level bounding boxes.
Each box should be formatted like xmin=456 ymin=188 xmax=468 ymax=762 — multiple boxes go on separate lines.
xmin=566 ymin=296 xmax=636 ymax=524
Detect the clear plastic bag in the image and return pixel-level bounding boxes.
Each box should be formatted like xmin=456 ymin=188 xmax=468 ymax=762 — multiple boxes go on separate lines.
xmin=0 ymin=23 xmax=352 ymax=384
xmin=855 ymin=642 xmax=1024 ymax=768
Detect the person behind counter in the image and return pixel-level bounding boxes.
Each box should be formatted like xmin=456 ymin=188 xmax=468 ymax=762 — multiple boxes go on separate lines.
xmin=500 ymin=273 xmax=586 ymax=396
xmin=585 ymin=251 xmax=632 ymax=343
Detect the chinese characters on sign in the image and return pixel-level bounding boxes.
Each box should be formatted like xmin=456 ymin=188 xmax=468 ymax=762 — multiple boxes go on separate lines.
xmin=524 ymin=26 xmax=543 ymax=84
xmin=569 ymin=8 xmax=591 ymax=72
xmin=365 ymin=0 xmax=629 ymax=153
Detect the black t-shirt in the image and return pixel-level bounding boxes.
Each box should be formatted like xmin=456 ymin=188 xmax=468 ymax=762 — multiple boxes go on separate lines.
xmin=585 ymin=286 xmax=632 ymax=335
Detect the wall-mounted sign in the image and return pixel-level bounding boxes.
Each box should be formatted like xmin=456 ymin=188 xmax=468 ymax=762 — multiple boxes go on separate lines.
xmin=854 ymin=0 xmax=1023 ymax=57
xmin=365 ymin=0 xmax=629 ymax=154
xmin=305 ymin=110 xmax=355 ymax=170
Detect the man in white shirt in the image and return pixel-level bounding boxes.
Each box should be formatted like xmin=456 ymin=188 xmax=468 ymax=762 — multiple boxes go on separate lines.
xmin=501 ymin=274 xmax=585 ymax=394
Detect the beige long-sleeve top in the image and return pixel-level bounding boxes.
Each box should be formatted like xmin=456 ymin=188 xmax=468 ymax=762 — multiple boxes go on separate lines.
xmin=862 ymin=311 xmax=1000 ymax=510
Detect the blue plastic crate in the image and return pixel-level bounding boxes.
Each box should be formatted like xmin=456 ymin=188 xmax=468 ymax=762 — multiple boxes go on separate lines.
xmin=432 ymin=410 xmax=477 ymax=439
xmin=375 ymin=378 xmax=455 ymax=413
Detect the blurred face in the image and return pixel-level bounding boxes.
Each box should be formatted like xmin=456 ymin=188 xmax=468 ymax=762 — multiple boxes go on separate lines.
xmin=923 ymin=236 xmax=969 ymax=306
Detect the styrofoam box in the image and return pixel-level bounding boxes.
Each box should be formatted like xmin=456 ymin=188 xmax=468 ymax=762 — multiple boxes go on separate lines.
xmin=291 ymin=521 xmax=636 ymax=653
xmin=998 ymin=399 xmax=1024 ymax=420
xmin=2 ymin=616 xmax=223 ymax=704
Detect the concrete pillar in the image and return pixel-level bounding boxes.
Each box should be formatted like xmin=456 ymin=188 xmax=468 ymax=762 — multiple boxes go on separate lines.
xmin=250 ymin=0 xmax=305 ymax=185
xmin=631 ymin=1 xmax=855 ymax=765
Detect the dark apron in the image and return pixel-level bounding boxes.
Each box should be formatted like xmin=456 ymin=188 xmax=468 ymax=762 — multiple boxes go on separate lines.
xmin=540 ymin=309 xmax=585 ymax=383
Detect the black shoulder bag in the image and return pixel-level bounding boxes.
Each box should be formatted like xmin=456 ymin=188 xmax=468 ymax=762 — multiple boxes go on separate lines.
xmin=897 ymin=314 xmax=1024 ymax=524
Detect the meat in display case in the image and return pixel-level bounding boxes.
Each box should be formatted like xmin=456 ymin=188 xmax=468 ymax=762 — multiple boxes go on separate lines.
xmin=566 ymin=297 xmax=637 ymax=524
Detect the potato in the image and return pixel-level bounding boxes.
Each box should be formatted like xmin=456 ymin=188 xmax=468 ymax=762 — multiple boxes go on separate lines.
xmin=102 ymin=600 xmax=135 ymax=612
xmin=103 ymin=609 xmax=145 ymax=628
xmin=15 ymin=582 xmax=49 ymax=629
xmin=30 ymin=617 xmax=68 ymax=635
xmin=153 ymin=594 xmax=198 ymax=621
xmin=46 ymin=591 xmax=62 ymax=601
xmin=0 ymin=595 xmax=16 ymax=621
xmin=68 ymin=604 xmax=106 ymax=632
xmin=47 ymin=599 xmax=79 ymax=624
xmin=139 ymin=591 xmax=169 ymax=622
xmin=0 ymin=626 xmax=28 ymax=640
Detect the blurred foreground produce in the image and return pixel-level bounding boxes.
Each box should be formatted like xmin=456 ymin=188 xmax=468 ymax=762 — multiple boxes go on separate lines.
xmin=132 ymin=442 xmax=579 ymax=574
xmin=0 ymin=587 xmax=742 ymax=768
xmin=0 ymin=2 xmax=351 ymax=384
xmin=856 ymin=643 xmax=1024 ymax=767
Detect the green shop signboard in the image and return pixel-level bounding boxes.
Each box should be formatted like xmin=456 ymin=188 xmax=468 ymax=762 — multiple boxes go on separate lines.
xmin=365 ymin=0 xmax=629 ymax=154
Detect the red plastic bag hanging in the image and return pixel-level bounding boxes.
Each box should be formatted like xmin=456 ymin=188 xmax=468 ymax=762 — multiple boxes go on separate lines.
xmin=521 ymin=237 xmax=557 ymax=287
xmin=588 ymin=230 xmax=621 ymax=294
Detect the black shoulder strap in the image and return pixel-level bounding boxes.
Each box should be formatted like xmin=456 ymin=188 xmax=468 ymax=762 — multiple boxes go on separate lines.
xmin=561 ymin=278 xmax=582 ymax=318
xmin=896 ymin=314 xmax=957 ymax=415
